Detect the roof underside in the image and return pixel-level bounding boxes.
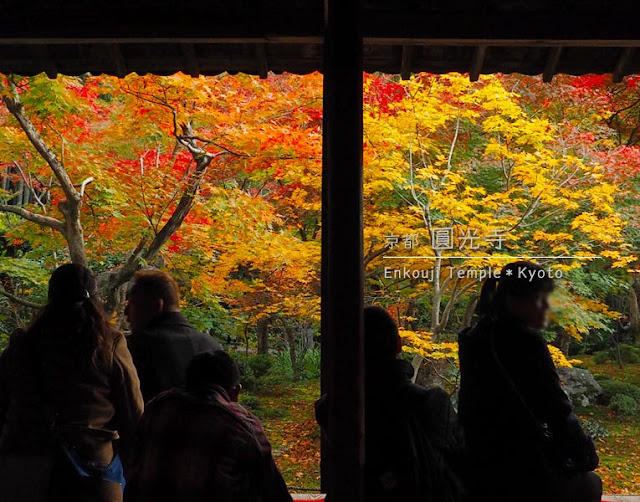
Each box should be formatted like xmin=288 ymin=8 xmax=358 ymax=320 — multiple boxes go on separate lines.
xmin=2 ymin=1 xmax=640 ymax=80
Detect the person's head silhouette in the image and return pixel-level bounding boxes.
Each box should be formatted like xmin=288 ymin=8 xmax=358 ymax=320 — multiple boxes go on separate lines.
xmin=364 ymin=306 xmax=402 ymax=367
xmin=30 ymin=263 xmax=112 ymax=364
xmin=48 ymin=262 xmax=98 ymax=305
xmin=125 ymin=270 xmax=181 ymax=331
xmin=186 ymin=350 xmax=242 ymax=402
xmin=478 ymin=261 xmax=555 ymax=330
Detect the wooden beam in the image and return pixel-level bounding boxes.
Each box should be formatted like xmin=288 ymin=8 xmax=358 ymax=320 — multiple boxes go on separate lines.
xmin=108 ymin=44 xmax=127 ymax=78
xmin=180 ymin=43 xmax=200 ymax=77
xmin=321 ymin=0 xmax=365 ymax=500
xmin=3 ymin=37 xmax=640 ymax=48
xmin=366 ymin=38 xmax=640 ymax=48
xmin=543 ymin=46 xmax=563 ymax=83
xmin=256 ymin=43 xmax=269 ymax=79
xmin=400 ymin=45 xmax=414 ymax=80
xmin=470 ymin=45 xmax=486 ymax=82
xmin=0 ymin=7 xmax=325 ymax=40
xmin=362 ymin=10 xmax=640 ymax=43
xmin=4 ymin=5 xmax=640 ymax=44
xmin=613 ymin=47 xmax=635 ymax=83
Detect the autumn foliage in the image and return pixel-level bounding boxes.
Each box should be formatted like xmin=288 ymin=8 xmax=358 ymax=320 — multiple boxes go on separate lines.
xmin=1 ymin=70 xmax=640 ymax=363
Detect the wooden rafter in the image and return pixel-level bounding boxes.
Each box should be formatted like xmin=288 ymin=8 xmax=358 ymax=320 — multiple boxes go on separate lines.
xmin=470 ymin=45 xmax=486 ymax=82
xmin=180 ymin=43 xmax=200 ymax=77
xmin=613 ymin=47 xmax=636 ymax=83
xmin=108 ymin=44 xmax=127 ymax=78
xmin=543 ymin=47 xmax=563 ymax=83
xmin=400 ymin=45 xmax=413 ymax=80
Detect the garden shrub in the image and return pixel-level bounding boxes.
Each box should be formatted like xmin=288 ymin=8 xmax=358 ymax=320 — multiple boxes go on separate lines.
xmin=248 ymin=354 xmax=274 ymax=380
xmin=233 ymin=353 xmax=279 ymax=390
xmin=240 ymin=394 xmax=261 ymax=411
xmin=272 ymin=351 xmax=294 ymax=380
xmin=593 ymin=351 xmax=609 ymax=365
xmin=610 ymin=394 xmax=638 ymax=416
xmin=599 ymin=380 xmax=640 ymax=406
xmin=257 ymin=373 xmax=289 ymax=391
xmin=301 ymin=348 xmax=321 ymax=380
xmin=234 ymin=349 xmax=319 ymax=393
xmin=580 ymin=419 xmax=608 ymax=440
xmin=609 ymin=344 xmax=640 ymax=364
xmin=233 ymin=355 xmax=257 ymax=390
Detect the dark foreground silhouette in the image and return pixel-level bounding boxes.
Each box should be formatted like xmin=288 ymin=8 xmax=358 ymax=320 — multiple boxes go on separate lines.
xmin=0 ymin=263 xmax=143 ymax=502
xmin=125 ymin=350 xmax=292 ymax=502
xmin=458 ymin=261 xmax=602 ymax=502
xmin=316 ymin=306 xmax=466 ymax=502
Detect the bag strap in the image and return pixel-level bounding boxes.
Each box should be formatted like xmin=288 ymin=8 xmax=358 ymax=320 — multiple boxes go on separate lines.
xmin=487 ymin=322 xmax=551 ymax=440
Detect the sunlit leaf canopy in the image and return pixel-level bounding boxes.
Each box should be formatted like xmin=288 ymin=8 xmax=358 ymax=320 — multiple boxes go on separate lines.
xmin=2 ymin=71 xmax=640 ymax=369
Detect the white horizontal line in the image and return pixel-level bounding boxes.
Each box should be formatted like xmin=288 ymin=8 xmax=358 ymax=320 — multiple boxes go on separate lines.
xmin=382 ymin=255 xmax=602 ymax=260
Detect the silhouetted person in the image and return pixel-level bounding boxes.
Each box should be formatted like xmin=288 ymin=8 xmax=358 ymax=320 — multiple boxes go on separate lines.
xmin=0 ymin=263 xmax=144 ymax=502
xmin=124 ymin=350 xmax=292 ymax=502
xmin=458 ymin=261 xmax=601 ymax=502
xmin=125 ymin=270 xmax=222 ymax=402
xmin=315 ymin=306 xmax=465 ymax=502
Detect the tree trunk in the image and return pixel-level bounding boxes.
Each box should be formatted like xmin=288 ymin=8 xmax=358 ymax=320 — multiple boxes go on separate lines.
xmin=303 ymin=327 xmax=314 ymax=350
xmin=257 ymin=318 xmax=269 ymax=354
xmin=555 ymin=329 xmax=571 ymax=356
xmin=411 ymin=354 xmax=423 ymax=382
xmin=630 ymin=282 xmax=639 ymax=343
xmin=463 ymin=295 xmax=478 ymax=328
xmin=244 ymin=323 xmax=250 ymax=357
xmin=58 ymin=199 xmax=88 ymax=266
xmin=285 ymin=328 xmax=299 ymax=381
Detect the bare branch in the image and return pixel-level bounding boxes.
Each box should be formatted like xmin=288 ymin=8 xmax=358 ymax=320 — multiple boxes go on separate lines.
xmin=14 ymin=161 xmax=47 ymax=213
xmin=439 ymin=116 xmax=461 ymax=187
xmin=0 ymin=288 xmax=44 ymax=309
xmin=179 ymin=134 xmax=249 ymax=157
xmin=80 ymin=177 xmax=94 ymax=198
xmin=0 ymin=204 xmax=64 ymax=232
xmin=364 ymin=245 xmax=389 ymax=267
xmin=2 ymin=79 xmax=80 ymax=203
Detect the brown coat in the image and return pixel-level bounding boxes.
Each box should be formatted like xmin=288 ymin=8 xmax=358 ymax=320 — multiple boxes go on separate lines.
xmin=0 ymin=328 xmax=144 ymax=466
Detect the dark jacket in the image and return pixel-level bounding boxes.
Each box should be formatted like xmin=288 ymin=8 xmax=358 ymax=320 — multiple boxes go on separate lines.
xmin=127 ymin=311 xmax=222 ymax=402
xmin=125 ymin=386 xmax=292 ymax=502
xmin=457 ymin=315 xmax=598 ymax=500
xmin=315 ymin=359 xmax=466 ymax=502
xmin=0 ymin=328 xmax=144 ymax=465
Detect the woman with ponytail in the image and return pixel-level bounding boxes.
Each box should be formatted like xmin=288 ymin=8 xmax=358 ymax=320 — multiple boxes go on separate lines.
xmin=0 ymin=263 xmax=144 ymax=502
xmin=457 ymin=261 xmax=601 ymax=502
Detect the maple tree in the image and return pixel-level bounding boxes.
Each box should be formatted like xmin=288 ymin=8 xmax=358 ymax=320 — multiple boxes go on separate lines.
xmin=1 ymin=70 xmax=639 ymax=372
xmin=361 ymin=73 xmax=633 ymax=372
xmin=4 ymin=70 xmax=640 ymax=496
xmin=0 ymin=72 xmax=322 ymax=329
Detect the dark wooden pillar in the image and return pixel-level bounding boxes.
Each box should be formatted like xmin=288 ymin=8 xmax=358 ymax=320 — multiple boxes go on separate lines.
xmin=320 ymin=0 xmax=365 ymax=500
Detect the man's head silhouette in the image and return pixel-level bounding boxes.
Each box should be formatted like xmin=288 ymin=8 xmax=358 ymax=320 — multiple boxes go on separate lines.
xmin=364 ymin=306 xmax=402 ymax=365
xmin=186 ymin=350 xmax=242 ymax=402
xmin=125 ymin=270 xmax=181 ymax=331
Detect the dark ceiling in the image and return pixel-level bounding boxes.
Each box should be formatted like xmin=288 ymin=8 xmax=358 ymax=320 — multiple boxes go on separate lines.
xmin=1 ymin=1 xmax=639 ymax=81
